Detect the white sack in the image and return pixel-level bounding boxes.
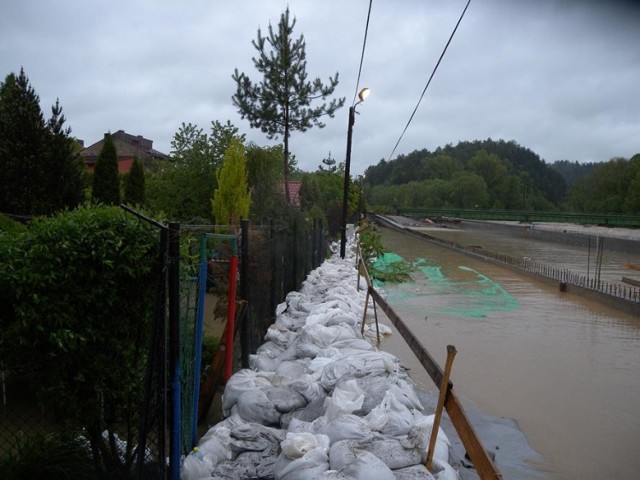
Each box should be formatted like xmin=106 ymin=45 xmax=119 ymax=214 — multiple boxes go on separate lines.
xmin=324 ymin=379 xmax=365 ymax=421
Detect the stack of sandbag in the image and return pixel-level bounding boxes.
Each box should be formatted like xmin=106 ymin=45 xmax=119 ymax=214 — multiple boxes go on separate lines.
xmin=181 ymin=241 xmax=459 ymax=480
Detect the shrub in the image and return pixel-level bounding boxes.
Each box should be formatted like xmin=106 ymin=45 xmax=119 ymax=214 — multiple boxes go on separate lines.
xmin=0 ymin=205 xmax=159 ymax=476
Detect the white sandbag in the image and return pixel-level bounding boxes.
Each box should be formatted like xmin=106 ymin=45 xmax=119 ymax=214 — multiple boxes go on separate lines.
xmin=280 ymin=432 xmax=330 ymax=459
xmin=329 ymin=436 xmax=423 ymax=471
xmin=326 ymin=338 xmax=375 ymax=353
xmin=350 ymin=375 xmax=400 ymax=414
xmin=275 ymin=360 xmax=308 ymax=379
xmin=365 ymin=389 xmax=418 ymax=436
xmin=196 ymin=426 xmax=231 ymax=465
xmin=314 ymin=414 xmax=373 ymax=443
xmin=265 ymin=323 xmax=297 ymax=346
xmin=285 ymin=376 xmax=327 ymax=403
xmin=280 ymin=397 xmax=327 ymax=428
xmin=362 ymin=322 xmax=393 ymax=344
xmin=402 ymin=415 xmax=450 ymax=464
xmin=295 ymin=323 xmax=359 ymax=359
xmin=222 ymin=369 xmax=275 ymax=414
xmin=227 ymin=422 xmax=285 ymax=459
xmin=360 ymin=436 xmax=424 ymax=470
xmin=180 ymin=448 xmax=213 ymax=480
xmin=286 ymin=417 xmax=313 ymax=434
xmin=235 ymin=389 xmax=281 ymax=425
xmin=264 ymin=386 xmax=307 ymax=413
xmin=250 ymin=354 xmax=281 ymax=372
xmin=340 ymin=450 xmax=396 ymax=480
xmin=393 ymin=464 xmax=436 ymax=480
xmin=431 ymin=457 xmax=460 ymax=480
xmin=319 ymin=351 xmax=400 ymax=389
xmin=324 ymin=379 xmax=365 ymax=420
xmin=274 ymin=446 xmax=330 ymax=480
xmin=256 ymin=340 xmax=287 ymax=358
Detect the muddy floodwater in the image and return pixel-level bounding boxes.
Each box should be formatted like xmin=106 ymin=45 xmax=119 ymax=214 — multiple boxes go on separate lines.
xmin=376 ymin=225 xmax=640 ymax=480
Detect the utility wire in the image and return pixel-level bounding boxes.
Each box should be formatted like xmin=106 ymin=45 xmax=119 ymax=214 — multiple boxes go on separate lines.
xmin=352 ymin=0 xmax=373 ymax=106
xmin=387 ymin=0 xmax=471 ymax=161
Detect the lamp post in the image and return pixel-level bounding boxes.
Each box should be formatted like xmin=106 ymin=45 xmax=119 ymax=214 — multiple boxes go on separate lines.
xmin=340 ymin=87 xmax=369 ymax=259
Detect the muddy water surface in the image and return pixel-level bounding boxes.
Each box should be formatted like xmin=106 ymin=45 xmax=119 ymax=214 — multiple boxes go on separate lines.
xmin=377 ymin=226 xmax=640 ymax=480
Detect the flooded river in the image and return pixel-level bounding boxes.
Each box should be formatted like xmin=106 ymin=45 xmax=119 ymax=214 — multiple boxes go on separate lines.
xmin=376 ymin=225 xmax=640 ymax=480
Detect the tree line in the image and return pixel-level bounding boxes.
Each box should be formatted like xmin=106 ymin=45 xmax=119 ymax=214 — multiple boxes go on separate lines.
xmin=363 ymin=139 xmax=639 ymax=213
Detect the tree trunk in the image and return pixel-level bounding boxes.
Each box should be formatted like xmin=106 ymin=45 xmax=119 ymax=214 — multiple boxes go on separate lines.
xmin=283 ymin=107 xmax=291 ymax=204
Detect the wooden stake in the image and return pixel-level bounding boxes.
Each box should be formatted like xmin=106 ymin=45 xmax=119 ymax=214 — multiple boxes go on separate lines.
xmin=426 ymin=345 xmax=457 ymax=471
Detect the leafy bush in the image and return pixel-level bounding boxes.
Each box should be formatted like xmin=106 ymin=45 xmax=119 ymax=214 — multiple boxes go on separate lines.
xmin=358 ymin=220 xmax=412 ymax=283
xmin=0 ymin=433 xmax=95 ymax=480
xmin=0 ymin=205 xmax=159 ymax=476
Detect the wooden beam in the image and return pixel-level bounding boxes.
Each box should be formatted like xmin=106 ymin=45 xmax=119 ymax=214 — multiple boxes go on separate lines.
xmin=370 ymin=287 xmax=501 ymax=480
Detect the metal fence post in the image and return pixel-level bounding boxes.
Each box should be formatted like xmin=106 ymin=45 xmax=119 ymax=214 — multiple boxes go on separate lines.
xmin=240 ymin=219 xmax=250 ymax=368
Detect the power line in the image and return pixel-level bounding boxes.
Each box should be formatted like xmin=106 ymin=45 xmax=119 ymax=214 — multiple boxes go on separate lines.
xmin=352 ymin=0 xmax=373 ymax=106
xmin=387 ymin=0 xmax=471 ymax=161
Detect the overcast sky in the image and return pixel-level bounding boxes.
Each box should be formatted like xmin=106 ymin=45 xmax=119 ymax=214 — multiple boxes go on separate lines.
xmin=2 ymin=0 xmax=639 ymax=174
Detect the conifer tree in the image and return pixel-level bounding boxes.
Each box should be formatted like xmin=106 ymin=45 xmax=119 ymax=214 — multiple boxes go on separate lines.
xmin=92 ymin=133 xmax=120 ymax=205
xmin=46 ymin=99 xmax=86 ymax=211
xmin=0 ymin=69 xmax=85 ymax=215
xmin=124 ymin=157 xmax=145 ymax=206
xmin=0 ymin=69 xmax=48 ymax=214
xmin=211 ymin=139 xmax=251 ymax=225
xmin=232 ymin=7 xmax=345 ymax=203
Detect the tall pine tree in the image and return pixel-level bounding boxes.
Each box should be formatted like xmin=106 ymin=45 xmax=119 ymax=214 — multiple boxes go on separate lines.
xmin=0 ymin=69 xmax=84 ymax=215
xmin=0 ymin=69 xmax=48 ymax=215
xmin=92 ymin=134 xmax=120 ymax=205
xmin=46 ymin=99 xmax=86 ymax=211
xmin=232 ymin=7 xmax=344 ymax=203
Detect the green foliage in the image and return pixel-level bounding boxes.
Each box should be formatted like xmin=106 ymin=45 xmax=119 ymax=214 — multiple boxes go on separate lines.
xmin=245 ymin=143 xmax=283 ymax=224
xmin=0 ymin=205 xmax=158 ymax=476
xmin=0 ymin=433 xmax=95 ymax=479
xmin=551 ymin=159 xmax=598 ymax=187
xmin=0 ymin=69 xmax=84 ymax=215
xmin=232 ymin=7 xmax=345 ymax=203
xmin=364 ymin=139 xmax=567 ymax=210
xmin=299 ymin=173 xmax=321 ymax=213
xmin=123 ymin=156 xmax=146 ymax=206
xmin=566 ymin=155 xmax=640 ymax=213
xmin=358 ymin=220 xmax=411 ymax=283
xmin=91 ymin=133 xmax=120 ymax=205
xmin=0 ymin=214 xmax=27 ymax=233
xmin=212 ymin=138 xmax=251 ymax=224
xmin=146 ymin=121 xmax=245 ymax=222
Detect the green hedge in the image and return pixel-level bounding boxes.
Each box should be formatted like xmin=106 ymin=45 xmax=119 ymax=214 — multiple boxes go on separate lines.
xmin=0 ymin=205 xmax=159 ymax=476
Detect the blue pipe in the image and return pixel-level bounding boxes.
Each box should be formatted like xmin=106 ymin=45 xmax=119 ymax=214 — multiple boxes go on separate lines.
xmin=192 ymin=236 xmax=208 ymax=446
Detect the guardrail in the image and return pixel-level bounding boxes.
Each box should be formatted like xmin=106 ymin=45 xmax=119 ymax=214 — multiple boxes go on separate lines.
xmin=397 ymin=208 xmax=640 ymax=228
xmin=356 ymin=247 xmax=502 ymax=480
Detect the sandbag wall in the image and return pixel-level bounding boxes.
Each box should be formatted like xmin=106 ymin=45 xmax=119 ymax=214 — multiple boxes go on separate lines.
xmin=182 ymin=243 xmax=460 ymax=480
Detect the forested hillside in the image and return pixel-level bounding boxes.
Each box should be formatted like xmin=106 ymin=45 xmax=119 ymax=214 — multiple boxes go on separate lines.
xmin=364 ymin=139 xmax=566 ymax=211
xmin=550 ymin=160 xmax=598 ymax=187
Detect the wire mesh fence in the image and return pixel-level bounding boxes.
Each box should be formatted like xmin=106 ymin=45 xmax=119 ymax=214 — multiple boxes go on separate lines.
xmin=1 ymin=210 xmax=328 ymax=479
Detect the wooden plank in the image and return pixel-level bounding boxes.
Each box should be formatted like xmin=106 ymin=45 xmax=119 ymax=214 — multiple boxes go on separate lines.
xmin=622 ymin=276 xmax=640 ymax=287
xmin=370 ymin=287 xmax=502 ymax=479
xmin=445 ymin=388 xmax=502 ymax=479
xmin=370 ymin=288 xmax=446 ymax=387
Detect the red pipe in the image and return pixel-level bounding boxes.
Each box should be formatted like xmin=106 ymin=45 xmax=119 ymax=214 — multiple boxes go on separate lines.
xmin=224 ymin=255 xmax=238 ymax=382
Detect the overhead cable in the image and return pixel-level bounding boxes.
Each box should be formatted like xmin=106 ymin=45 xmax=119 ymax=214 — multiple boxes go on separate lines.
xmin=352 ymin=0 xmax=373 ymax=106
xmin=387 ymin=0 xmax=471 ymax=161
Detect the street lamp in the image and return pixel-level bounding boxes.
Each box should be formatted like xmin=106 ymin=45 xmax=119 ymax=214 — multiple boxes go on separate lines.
xmin=340 ymin=87 xmax=370 ymax=259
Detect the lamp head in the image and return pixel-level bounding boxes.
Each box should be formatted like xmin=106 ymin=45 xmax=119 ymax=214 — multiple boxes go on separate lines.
xmin=358 ymin=87 xmax=370 ymax=103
